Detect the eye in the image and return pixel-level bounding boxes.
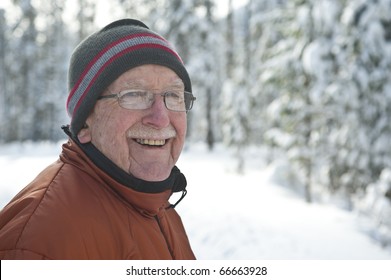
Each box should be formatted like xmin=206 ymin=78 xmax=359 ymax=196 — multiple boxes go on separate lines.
xmin=121 ymin=90 xmax=148 ymax=98
xmin=165 ymin=91 xmax=183 ymax=100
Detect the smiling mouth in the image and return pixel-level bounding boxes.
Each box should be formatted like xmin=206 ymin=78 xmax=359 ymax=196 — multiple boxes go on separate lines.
xmin=136 ymin=139 xmax=167 ymax=147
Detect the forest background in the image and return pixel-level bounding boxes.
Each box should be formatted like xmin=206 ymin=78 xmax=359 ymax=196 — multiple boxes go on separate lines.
xmin=1 ymin=0 xmax=391 ymax=248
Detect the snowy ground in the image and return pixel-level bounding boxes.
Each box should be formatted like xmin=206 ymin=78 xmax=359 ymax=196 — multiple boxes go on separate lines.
xmin=0 ymin=141 xmax=390 ymax=259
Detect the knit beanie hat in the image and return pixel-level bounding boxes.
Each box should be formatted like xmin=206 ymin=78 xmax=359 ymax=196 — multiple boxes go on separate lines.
xmin=66 ymin=19 xmax=192 ymax=137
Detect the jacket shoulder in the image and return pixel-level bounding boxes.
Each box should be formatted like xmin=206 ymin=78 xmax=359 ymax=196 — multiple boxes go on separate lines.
xmin=0 ymin=157 xmax=132 ymax=259
xmin=0 ymin=160 xmax=69 ymax=258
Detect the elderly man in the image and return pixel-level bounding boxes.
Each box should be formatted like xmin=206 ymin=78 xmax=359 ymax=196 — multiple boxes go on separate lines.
xmin=0 ymin=19 xmax=196 ymax=259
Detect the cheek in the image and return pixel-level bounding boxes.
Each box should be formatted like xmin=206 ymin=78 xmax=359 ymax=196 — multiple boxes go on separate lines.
xmin=94 ymin=107 xmax=125 ymax=132
xmin=177 ymin=115 xmax=188 ymax=136
xmin=90 ymin=110 xmax=125 ymax=145
xmin=90 ymin=112 xmax=132 ymax=168
xmin=101 ymin=119 xmax=129 ymax=145
xmin=172 ymin=116 xmax=187 ymax=146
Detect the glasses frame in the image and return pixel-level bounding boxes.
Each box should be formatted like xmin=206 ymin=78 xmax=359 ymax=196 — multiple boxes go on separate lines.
xmin=97 ymin=90 xmax=196 ymax=112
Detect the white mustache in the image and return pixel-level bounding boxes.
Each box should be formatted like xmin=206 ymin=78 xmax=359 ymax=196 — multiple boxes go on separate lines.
xmin=126 ymin=125 xmax=176 ymax=140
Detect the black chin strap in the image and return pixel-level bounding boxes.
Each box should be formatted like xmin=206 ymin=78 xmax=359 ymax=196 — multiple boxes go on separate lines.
xmin=167 ymin=189 xmax=187 ymax=209
xmin=61 ymin=125 xmax=187 ymax=199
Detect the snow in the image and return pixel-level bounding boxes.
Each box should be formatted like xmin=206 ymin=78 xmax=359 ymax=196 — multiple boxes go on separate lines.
xmin=1 ymin=141 xmax=391 ymax=260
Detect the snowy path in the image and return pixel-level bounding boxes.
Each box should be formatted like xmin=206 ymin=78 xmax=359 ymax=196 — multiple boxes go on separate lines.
xmin=177 ymin=145 xmax=391 ymax=259
xmin=1 ymin=141 xmax=391 ymax=259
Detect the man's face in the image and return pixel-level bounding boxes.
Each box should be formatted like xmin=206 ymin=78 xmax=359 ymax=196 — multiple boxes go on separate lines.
xmin=78 ymin=64 xmax=187 ymax=181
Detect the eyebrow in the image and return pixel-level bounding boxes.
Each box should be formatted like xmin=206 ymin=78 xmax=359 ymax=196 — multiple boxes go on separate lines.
xmin=123 ymin=79 xmax=184 ymax=90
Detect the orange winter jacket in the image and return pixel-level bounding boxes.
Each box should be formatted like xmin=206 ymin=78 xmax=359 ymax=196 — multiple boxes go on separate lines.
xmin=0 ymin=139 xmax=195 ymax=259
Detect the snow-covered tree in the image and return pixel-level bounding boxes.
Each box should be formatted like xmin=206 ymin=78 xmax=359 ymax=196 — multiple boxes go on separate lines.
xmin=185 ymin=0 xmax=222 ymax=149
xmin=250 ymin=0 xmax=322 ymax=201
xmin=5 ymin=0 xmax=39 ymax=141
xmin=320 ymin=0 xmax=391 ymax=208
xmin=33 ymin=0 xmax=68 ymax=140
xmin=220 ymin=0 xmax=252 ymax=172
xmin=358 ymin=169 xmax=391 ymax=247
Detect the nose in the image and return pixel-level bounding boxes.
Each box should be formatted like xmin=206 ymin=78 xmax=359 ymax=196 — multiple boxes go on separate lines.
xmin=142 ymin=95 xmax=170 ymax=129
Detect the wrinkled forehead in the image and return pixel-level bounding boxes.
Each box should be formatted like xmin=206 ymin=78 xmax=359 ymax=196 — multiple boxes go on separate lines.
xmin=106 ymin=65 xmax=185 ymax=92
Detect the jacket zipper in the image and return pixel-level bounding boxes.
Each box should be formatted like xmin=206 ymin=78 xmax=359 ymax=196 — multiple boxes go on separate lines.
xmin=154 ymin=215 xmax=174 ymax=259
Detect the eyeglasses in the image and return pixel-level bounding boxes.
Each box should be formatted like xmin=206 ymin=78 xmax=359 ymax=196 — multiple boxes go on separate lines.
xmin=97 ymin=89 xmax=196 ymax=112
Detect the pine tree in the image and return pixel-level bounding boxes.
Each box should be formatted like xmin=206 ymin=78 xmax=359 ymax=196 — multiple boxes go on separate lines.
xmin=220 ymin=0 xmax=252 ymax=172
xmin=324 ymin=0 xmax=391 ymax=208
xmin=6 ymin=0 xmax=39 ymax=141
xmin=250 ymin=0 xmax=320 ymax=200
xmin=34 ymin=0 xmax=68 ymax=140
xmin=187 ymin=0 xmax=222 ymax=150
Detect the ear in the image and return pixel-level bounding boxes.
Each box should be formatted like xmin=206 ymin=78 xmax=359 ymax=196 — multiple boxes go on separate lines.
xmin=77 ymin=123 xmax=92 ymax=144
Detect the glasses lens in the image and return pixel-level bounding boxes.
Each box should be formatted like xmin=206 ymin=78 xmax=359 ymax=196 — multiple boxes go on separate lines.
xmin=117 ymin=90 xmax=195 ymax=112
xmin=165 ymin=91 xmax=195 ymax=112
xmin=164 ymin=91 xmax=186 ymax=111
xmin=119 ymin=90 xmax=152 ymax=110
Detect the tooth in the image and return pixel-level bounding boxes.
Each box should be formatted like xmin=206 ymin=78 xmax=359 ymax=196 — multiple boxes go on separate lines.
xmin=136 ymin=139 xmax=165 ymax=146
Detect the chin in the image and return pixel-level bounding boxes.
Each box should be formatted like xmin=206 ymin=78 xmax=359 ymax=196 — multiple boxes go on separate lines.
xmin=130 ymin=166 xmax=172 ymax=182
